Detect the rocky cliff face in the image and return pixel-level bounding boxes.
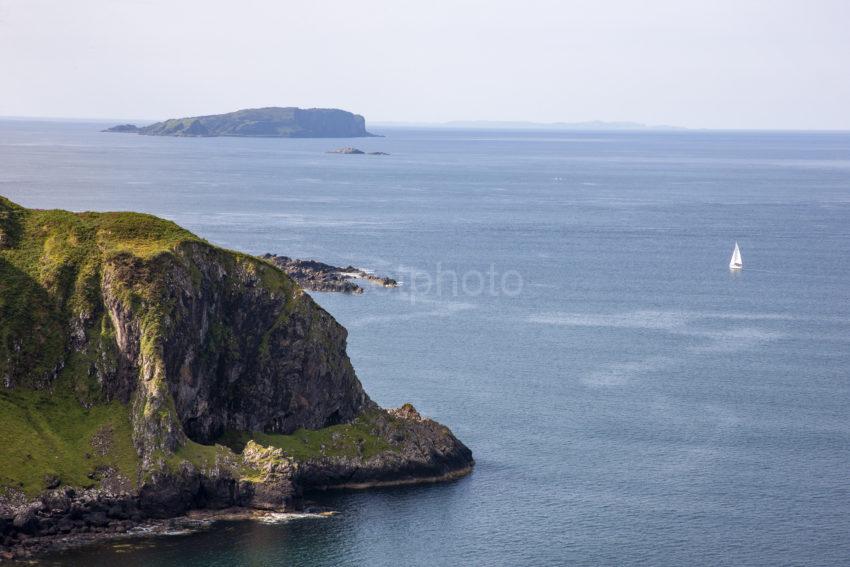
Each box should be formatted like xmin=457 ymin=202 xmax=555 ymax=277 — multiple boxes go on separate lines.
xmin=104 ymin=107 xmax=378 ymax=138
xmin=0 ymin=197 xmax=370 ymax=463
xmin=99 ymin=242 xmax=373 ymax=462
xmin=0 ymin=197 xmax=472 ymax=559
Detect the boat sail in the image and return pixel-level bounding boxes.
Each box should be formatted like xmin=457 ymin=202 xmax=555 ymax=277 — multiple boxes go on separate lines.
xmin=729 ymin=241 xmax=743 ymax=270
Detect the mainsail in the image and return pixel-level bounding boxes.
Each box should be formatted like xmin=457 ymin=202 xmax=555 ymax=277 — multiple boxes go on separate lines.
xmin=729 ymin=241 xmax=743 ymax=270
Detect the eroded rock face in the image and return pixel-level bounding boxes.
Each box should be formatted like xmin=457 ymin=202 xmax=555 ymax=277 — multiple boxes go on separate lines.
xmin=97 ymin=242 xmax=373 ymax=458
xmin=297 ymin=406 xmax=474 ymax=489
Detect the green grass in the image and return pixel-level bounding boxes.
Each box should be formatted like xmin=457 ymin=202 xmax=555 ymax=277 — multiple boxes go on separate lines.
xmin=0 ymin=197 xmax=204 ymax=388
xmin=219 ymin=413 xmax=395 ymax=461
xmin=0 ymin=387 xmax=138 ymax=496
xmin=171 ymin=439 xmax=239 ymax=471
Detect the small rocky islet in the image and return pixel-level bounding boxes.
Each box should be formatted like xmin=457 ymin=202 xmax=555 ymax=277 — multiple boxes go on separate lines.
xmin=262 ymin=254 xmax=398 ymax=294
xmin=0 ymin=197 xmax=471 ymax=560
xmin=326 ymin=147 xmax=390 ymax=155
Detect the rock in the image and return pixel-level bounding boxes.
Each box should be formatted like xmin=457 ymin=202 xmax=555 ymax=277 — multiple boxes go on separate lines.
xmin=68 ymin=504 xmax=85 ymax=520
xmin=40 ymin=489 xmax=71 ymax=513
xmin=102 ymin=124 xmax=140 ymax=133
xmin=296 ymin=408 xmax=473 ymax=489
xmin=57 ymin=519 xmax=74 ymax=534
xmin=42 ymin=475 xmax=61 ymax=490
xmin=106 ymin=505 xmax=127 ymax=520
xmin=326 ymin=148 xmax=390 ymax=155
xmin=389 ymin=403 xmax=422 ymax=421
xmin=262 ymin=254 xmax=398 ymax=294
xmin=90 ymin=425 xmax=114 ymax=456
xmin=87 ymin=511 xmax=110 ymax=529
xmin=12 ymin=510 xmax=38 ymax=535
xmin=241 ymin=441 xmax=298 ymax=510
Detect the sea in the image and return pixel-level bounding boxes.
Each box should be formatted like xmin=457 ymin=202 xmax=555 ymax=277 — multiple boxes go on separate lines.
xmin=1 ymin=120 xmax=849 ymax=566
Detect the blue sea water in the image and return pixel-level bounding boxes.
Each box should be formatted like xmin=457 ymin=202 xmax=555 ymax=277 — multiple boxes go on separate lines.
xmin=2 ymin=121 xmax=850 ymax=566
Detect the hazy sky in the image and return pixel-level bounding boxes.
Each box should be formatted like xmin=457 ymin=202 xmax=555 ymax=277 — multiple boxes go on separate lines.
xmin=1 ymin=0 xmax=848 ymax=129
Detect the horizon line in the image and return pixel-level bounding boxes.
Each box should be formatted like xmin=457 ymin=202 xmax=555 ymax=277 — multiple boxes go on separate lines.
xmin=1 ymin=113 xmax=850 ymax=134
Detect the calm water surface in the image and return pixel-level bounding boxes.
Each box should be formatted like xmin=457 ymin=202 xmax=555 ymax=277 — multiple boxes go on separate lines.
xmin=2 ymin=121 xmax=849 ymax=566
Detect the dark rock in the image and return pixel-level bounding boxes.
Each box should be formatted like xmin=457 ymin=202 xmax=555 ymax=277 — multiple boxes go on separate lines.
xmin=57 ymin=519 xmax=74 ymax=534
xmin=86 ymin=511 xmax=109 ymax=528
xmin=40 ymin=490 xmax=71 ymax=514
xmin=138 ymin=476 xmax=196 ymax=519
xmin=42 ymin=474 xmax=61 ymax=489
xmin=297 ymin=406 xmax=473 ymax=489
xmin=327 ymin=147 xmax=365 ymax=154
xmin=12 ymin=510 xmax=38 ymax=534
xmin=262 ymin=254 xmax=398 ymax=294
xmin=68 ymin=504 xmax=86 ymax=520
xmin=106 ymin=505 xmax=127 ymax=520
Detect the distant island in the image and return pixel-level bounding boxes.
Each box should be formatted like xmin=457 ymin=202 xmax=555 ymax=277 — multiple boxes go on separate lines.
xmin=374 ymin=119 xmax=684 ymax=131
xmin=103 ymin=107 xmax=378 ymax=138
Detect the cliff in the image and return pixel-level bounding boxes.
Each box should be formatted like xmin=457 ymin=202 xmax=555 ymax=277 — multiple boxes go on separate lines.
xmin=0 ymin=197 xmax=471 ymax=559
xmin=104 ymin=107 xmax=377 ymax=138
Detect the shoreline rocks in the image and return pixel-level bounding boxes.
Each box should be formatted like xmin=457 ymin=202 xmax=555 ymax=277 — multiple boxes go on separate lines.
xmin=0 ymin=405 xmax=472 ymax=561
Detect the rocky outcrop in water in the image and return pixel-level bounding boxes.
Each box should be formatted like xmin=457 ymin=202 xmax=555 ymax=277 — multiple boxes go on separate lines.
xmin=263 ymin=254 xmax=398 ymax=294
xmin=296 ymin=405 xmax=473 ymax=489
xmin=102 ymin=124 xmax=140 ymax=133
xmin=326 ymin=147 xmax=390 ymax=155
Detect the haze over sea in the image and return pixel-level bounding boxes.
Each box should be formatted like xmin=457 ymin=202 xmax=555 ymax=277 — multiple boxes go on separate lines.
xmin=2 ymin=121 xmax=849 ymax=566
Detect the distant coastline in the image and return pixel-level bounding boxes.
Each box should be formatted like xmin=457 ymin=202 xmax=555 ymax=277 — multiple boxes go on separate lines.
xmin=371 ymin=119 xmax=685 ymax=131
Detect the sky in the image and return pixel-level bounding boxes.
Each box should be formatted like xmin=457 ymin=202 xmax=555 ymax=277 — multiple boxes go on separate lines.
xmin=1 ymin=0 xmax=848 ymax=129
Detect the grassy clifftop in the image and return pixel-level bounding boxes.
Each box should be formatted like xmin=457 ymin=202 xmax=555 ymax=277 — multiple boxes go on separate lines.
xmin=0 ymin=197 xmax=200 ymax=388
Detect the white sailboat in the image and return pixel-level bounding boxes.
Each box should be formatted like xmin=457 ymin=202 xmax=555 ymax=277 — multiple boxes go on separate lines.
xmin=729 ymin=241 xmax=743 ymax=270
